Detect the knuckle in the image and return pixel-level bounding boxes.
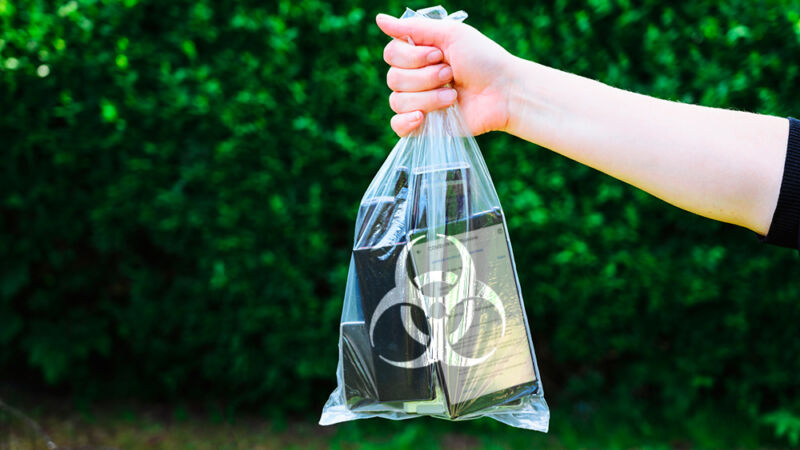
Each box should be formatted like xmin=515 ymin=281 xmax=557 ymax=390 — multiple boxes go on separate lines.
xmin=388 ymin=92 xmax=401 ymax=113
xmin=386 ymin=68 xmax=399 ymax=91
xmin=390 ymin=114 xmax=404 ymax=131
xmin=383 ymin=43 xmax=393 ymax=65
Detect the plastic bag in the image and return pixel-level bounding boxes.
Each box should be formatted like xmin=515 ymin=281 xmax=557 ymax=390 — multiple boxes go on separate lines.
xmin=320 ymin=5 xmax=549 ymax=432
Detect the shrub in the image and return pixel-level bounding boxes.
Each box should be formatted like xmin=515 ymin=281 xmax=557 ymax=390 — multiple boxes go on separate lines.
xmin=2 ymin=0 xmax=800 ymax=433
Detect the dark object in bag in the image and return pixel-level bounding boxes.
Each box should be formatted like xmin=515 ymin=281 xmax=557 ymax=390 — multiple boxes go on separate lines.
xmin=344 ymin=164 xmax=539 ymax=418
xmin=408 ymin=209 xmax=539 ymax=418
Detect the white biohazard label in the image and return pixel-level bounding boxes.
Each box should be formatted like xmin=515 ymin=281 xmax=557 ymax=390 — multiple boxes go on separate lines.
xmin=368 ymin=222 xmax=537 ymax=404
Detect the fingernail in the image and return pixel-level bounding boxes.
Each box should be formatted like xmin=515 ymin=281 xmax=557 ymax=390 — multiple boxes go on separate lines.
xmin=413 ymin=111 xmax=423 ymax=121
xmin=438 ymin=66 xmax=452 ymax=81
xmin=439 ymin=89 xmax=457 ymax=102
xmin=427 ymin=50 xmax=442 ymax=63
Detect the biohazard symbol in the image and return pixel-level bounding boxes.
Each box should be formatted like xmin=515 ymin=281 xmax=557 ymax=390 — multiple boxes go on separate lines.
xmin=368 ymin=234 xmax=506 ymax=368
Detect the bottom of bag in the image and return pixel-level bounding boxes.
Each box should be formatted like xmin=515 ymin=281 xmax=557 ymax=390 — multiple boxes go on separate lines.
xmin=319 ymin=385 xmax=550 ymax=432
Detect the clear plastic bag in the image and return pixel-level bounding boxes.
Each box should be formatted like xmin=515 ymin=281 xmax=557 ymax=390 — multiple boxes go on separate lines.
xmin=320 ymin=5 xmax=549 ymax=432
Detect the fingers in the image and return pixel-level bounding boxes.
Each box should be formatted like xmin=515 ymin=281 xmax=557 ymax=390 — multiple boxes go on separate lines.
xmin=383 ymin=39 xmax=442 ymax=69
xmin=389 ymin=88 xmax=458 ymax=114
xmin=391 ymin=111 xmax=424 ymax=137
xmin=377 ymin=13 xmax=458 ymax=137
xmin=387 ymin=64 xmax=452 ymax=92
xmin=376 ymin=13 xmax=450 ymax=47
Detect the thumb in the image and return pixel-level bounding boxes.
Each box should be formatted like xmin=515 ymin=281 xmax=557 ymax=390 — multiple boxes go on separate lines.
xmin=375 ymin=13 xmax=450 ymax=47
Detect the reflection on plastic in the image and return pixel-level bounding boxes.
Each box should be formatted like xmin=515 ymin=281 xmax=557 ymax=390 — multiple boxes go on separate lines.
xmin=319 ymin=5 xmax=549 ymax=431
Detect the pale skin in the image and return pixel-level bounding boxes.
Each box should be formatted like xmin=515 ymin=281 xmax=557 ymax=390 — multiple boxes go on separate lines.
xmin=376 ymin=14 xmax=790 ymax=237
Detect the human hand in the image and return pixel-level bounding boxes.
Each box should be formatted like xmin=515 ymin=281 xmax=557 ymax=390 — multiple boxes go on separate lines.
xmin=376 ymin=14 xmax=517 ymax=137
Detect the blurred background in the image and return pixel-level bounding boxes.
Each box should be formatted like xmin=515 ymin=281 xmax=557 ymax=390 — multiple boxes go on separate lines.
xmin=2 ymin=0 xmax=800 ymax=448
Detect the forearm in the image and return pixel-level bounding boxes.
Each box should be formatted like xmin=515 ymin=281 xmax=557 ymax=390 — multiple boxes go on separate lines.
xmin=504 ymin=56 xmax=789 ymax=235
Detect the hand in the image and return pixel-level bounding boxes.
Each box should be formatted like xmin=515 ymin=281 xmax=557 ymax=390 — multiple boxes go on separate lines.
xmin=376 ymin=14 xmax=517 ymax=137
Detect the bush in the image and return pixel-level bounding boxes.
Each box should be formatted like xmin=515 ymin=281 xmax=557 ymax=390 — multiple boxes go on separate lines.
xmin=2 ymin=0 xmax=800 ymax=434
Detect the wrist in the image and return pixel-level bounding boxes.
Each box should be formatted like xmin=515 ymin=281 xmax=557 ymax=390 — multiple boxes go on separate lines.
xmin=502 ymin=56 xmax=546 ymax=138
xmin=504 ymin=57 xmax=578 ymax=150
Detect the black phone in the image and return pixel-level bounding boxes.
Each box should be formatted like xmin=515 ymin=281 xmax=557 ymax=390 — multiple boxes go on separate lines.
xmin=406 ymin=208 xmax=539 ymax=418
xmin=347 ymin=166 xmax=434 ymax=404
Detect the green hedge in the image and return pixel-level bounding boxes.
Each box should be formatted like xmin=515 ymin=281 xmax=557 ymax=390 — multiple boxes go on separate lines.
xmin=2 ymin=0 xmax=800 ymax=436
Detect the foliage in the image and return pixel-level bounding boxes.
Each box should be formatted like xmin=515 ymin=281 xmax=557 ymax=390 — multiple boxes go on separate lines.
xmin=762 ymin=410 xmax=800 ymax=445
xmin=2 ymin=0 xmax=800 ymax=443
